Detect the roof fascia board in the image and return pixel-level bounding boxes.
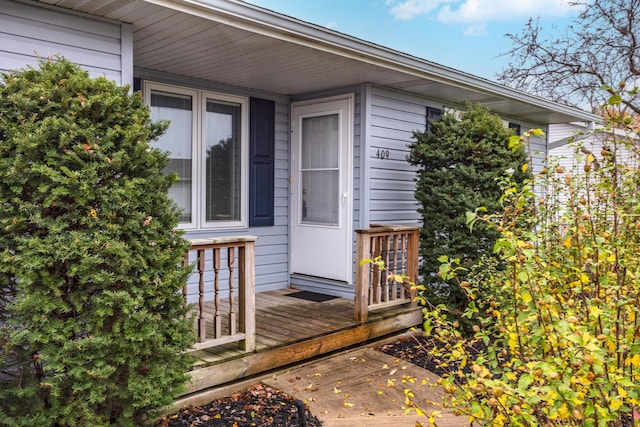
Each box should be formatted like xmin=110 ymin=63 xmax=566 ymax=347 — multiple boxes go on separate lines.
xmin=144 ymin=0 xmax=601 ymax=124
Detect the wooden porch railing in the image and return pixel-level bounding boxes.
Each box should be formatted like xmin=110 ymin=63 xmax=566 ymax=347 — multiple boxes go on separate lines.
xmin=184 ymin=236 xmax=257 ymax=352
xmin=354 ymin=225 xmax=420 ymax=322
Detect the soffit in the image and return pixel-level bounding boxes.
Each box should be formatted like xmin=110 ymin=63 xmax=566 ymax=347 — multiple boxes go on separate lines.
xmin=35 ymin=0 xmax=601 ymax=125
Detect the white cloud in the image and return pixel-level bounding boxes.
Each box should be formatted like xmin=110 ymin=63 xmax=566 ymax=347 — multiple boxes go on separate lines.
xmin=463 ymin=22 xmax=487 ymax=36
xmin=388 ymin=0 xmax=579 ymax=25
xmin=387 ymin=0 xmax=456 ymax=20
xmin=437 ymin=0 xmax=576 ymax=24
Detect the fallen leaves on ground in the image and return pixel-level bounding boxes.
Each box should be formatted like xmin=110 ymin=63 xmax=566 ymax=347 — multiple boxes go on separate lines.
xmin=378 ymin=333 xmax=484 ymax=379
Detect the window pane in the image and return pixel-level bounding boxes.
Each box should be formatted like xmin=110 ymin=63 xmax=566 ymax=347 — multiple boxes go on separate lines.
xmin=301 ymin=170 xmax=339 ymax=225
xmin=301 ymin=114 xmax=339 ymax=169
xmin=205 ymin=100 xmax=242 ymax=222
xmin=150 ymin=91 xmax=193 ymax=223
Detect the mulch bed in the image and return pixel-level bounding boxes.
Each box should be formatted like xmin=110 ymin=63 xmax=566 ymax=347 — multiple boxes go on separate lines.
xmin=154 ymin=383 xmax=322 ymax=427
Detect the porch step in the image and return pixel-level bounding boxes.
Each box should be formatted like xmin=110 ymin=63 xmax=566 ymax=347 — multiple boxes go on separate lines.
xmin=320 ymin=413 xmax=470 ymax=426
xmin=262 ymin=345 xmax=470 ymax=427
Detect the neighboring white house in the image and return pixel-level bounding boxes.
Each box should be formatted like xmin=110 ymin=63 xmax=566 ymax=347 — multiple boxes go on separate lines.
xmin=549 ymin=122 xmax=638 ymax=171
xmin=1 ymin=0 xmax=601 ymax=299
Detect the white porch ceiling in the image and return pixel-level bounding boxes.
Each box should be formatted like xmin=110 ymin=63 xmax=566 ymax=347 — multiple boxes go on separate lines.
xmin=35 ymin=0 xmax=601 ymax=125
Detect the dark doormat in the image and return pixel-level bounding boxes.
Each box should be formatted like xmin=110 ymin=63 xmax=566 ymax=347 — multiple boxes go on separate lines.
xmin=286 ymin=290 xmax=339 ymax=302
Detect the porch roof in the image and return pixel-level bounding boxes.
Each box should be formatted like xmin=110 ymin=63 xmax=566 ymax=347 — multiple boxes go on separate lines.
xmin=37 ymin=0 xmax=601 ymax=125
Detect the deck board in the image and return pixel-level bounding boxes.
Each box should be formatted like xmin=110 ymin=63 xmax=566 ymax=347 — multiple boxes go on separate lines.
xmin=257 ymin=306 xmax=349 ymax=334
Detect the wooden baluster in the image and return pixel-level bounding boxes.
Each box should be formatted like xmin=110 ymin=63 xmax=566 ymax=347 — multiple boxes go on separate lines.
xmin=197 ymin=249 xmax=206 ymax=342
xmin=383 ymin=234 xmax=391 ymax=302
xmin=182 ymin=251 xmax=189 ymax=305
xmin=400 ymin=233 xmax=407 ymax=277
xmin=391 ymin=233 xmax=399 ymax=301
xmin=228 ymin=247 xmax=236 ymax=336
xmin=369 ymin=235 xmax=376 ymax=305
xmin=400 ymin=233 xmax=408 ymax=299
xmin=374 ymin=236 xmax=383 ymax=304
xmin=213 ymin=248 xmax=222 ymax=339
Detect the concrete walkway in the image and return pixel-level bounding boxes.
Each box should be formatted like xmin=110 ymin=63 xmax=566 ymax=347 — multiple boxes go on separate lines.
xmin=262 ymin=334 xmax=470 ymax=427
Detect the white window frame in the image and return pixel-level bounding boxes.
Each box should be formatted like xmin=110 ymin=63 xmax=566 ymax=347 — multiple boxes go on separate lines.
xmin=144 ymin=81 xmax=249 ymax=230
xmin=200 ymin=90 xmax=249 ymax=229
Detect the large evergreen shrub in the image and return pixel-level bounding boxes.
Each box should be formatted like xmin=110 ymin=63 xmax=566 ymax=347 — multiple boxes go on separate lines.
xmin=408 ymin=103 xmax=529 ymax=319
xmin=0 ymin=59 xmax=194 ymax=426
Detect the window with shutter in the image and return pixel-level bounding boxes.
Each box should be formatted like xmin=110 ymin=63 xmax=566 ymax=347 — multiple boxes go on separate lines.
xmin=144 ymin=81 xmax=249 ymax=229
xmin=426 ymin=106 xmax=442 ymax=132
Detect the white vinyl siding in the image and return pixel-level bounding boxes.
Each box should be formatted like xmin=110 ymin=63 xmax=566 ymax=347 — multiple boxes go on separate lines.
xmin=367 ymin=87 xmax=425 ymax=225
xmin=516 ymin=120 xmax=548 ymax=173
xmin=549 ymin=123 xmax=588 ymax=172
xmin=0 ymin=0 xmax=128 ymax=84
xmin=549 ymin=123 xmax=634 ymax=175
xmin=351 ymin=90 xmax=362 ymax=231
xmin=364 ymin=87 xmax=550 ymax=227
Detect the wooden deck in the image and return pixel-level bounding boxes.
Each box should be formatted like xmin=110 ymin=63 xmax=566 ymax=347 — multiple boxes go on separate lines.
xmin=184 ymin=288 xmax=423 ymax=398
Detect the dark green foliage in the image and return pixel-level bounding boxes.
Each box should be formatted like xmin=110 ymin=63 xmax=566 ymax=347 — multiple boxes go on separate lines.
xmin=0 ymin=59 xmax=194 ymax=426
xmin=408 ymin=103 xmax=529 ymax=318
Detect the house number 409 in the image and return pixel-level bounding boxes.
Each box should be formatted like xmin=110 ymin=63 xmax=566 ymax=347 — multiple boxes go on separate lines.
xmin=376 ymin=149 xmax=390 ymax=160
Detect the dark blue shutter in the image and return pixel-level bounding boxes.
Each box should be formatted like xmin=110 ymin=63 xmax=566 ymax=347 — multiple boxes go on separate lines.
xmin=426 ymin=106 xmax=442 ymax=132
xmin=249 ymin=97 xmax=275 ymax=227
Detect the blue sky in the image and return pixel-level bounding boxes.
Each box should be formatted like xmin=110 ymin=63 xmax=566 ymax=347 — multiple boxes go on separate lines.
xmin=245 ymin=0 xmax=582 ymax=82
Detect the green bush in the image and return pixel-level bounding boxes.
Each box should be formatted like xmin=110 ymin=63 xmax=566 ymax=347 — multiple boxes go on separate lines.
xmin=426 ymin=108 xmax=640 ymax=425
xmin=408 ymin=103 xmax=529 ymax=325
xmin=0 ymin=58 xmax=194 ymax=426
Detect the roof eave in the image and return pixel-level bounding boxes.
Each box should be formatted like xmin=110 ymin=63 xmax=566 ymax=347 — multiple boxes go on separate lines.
xmin=145 ymin=0 xmax=601 ymax=124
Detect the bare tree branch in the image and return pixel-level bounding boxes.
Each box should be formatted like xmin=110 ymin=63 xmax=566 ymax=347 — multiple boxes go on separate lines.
xmin=497 ymin=0 xmax=640 ymax=115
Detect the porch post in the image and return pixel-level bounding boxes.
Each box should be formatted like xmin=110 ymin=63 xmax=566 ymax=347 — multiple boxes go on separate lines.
xmin=407 ymin=228 xmax=420 ymax=306
xmin=354 ymin=230 xmax=370 ymax=322
xmin=239 ymin=239 xmax=256 ymax=352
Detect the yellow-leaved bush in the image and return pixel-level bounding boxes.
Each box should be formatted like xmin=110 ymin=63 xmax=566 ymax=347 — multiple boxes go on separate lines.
xmin=422 ymin=94 xmax=640 ymax=426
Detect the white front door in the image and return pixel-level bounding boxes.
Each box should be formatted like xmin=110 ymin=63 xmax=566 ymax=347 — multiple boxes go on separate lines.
xmin=291 ymin=96 xmax=353 ymax=283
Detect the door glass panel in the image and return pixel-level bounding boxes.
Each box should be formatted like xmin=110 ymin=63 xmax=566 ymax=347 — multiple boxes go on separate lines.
xmin=301 ymin=170 xmax=339 ymax=225
xmin=302 ymin=115 xmax=339 ymax=169
xmin=150 ymin=91 xmax=193 ymax=223
xmin=300 ymin=114 xmax=340 ymax=226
